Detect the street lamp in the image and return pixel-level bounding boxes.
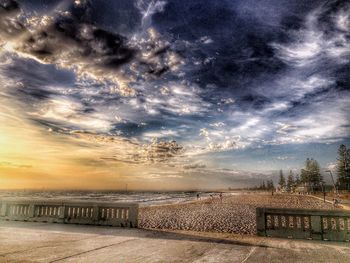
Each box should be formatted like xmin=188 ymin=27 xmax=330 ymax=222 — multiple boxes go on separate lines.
xmin=325 ymin=169 xmax=338 ymax=196
xmin=321 ymin=181 xmax=326 ymax=202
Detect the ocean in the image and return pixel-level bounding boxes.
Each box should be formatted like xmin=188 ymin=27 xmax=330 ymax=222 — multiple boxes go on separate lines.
xmin=0 ymin=190 xmax=226 ymax=206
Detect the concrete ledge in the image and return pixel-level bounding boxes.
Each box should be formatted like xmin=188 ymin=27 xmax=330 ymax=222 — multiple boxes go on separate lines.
xmin=0 ymin=199 xmax=139 ymax=228
xmin=257 ymin=207 xmax=350 ymax=242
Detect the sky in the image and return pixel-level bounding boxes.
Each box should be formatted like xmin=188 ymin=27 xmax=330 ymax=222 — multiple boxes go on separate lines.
xmin=0 ymin=0 xmax=349 ymax=190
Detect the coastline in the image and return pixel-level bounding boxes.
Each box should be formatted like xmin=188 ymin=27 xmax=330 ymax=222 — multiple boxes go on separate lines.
xmin=139 ymin=193 xmax=339 ymax=235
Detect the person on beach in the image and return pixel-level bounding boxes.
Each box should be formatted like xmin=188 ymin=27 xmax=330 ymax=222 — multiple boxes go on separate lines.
xmin=210 ymin=194 xmax=214 ymax=202
xmin=219 ymin=193 xmax=223 ymax=202
xmin=333 ymin=197 xmax=340 ymax=208
xmin=197 ymin=193 xmax=200 ymax=200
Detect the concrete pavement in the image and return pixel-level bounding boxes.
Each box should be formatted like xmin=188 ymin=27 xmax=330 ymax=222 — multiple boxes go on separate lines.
xmin=0 ymin=221 xmax=350 ymax=263
xmin=311 ymin=195 xmax=350 ymax=210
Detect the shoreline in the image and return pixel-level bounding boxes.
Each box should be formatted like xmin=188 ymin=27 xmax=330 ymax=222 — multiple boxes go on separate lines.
xmin=142 ymin=191 xmax=242 ymax=207
xmin=139 ymin=193 xmax=339 ymax=235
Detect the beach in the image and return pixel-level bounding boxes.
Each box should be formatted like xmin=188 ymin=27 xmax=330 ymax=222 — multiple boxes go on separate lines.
xmin=1 ymin=192 xmax=349 ymax=262
xmin=139 ymin=193 xmax=337 ymax=234
xmin=0 ymin=191 xmax=338 ymax=235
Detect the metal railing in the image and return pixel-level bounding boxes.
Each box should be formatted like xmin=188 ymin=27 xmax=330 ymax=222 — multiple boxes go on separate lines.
xmin=0 ymin=200 xmax=139 ymax=228
xmin=256 ymin=207 xmax=350 ymax=242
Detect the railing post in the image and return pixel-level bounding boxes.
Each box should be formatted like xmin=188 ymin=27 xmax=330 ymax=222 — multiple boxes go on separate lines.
xmin=310 ymin=215 xmax=322 ymax=240
xmin=93 ymin=205 xmax=99 ymax=222
xmin=0 ymin=202 xmax=7 ymax=217
xmin=256 ymin=207 xmax=266 ymax=236
xmin=59 ymin=205 xmax=66 ymax=219
xmin=28 ymin=204 xmax=35 ymax=218
xmin=129 ymin=205 xmax=139 ymax=228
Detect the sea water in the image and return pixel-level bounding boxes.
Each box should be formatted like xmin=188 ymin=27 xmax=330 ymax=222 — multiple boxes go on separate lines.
xmin=0 ymin=190 xmax=231 ymax=206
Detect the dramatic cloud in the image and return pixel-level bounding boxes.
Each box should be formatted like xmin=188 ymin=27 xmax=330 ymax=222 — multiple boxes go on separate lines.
xmin=183 ymin=162 xmax=206 ymax=170
xmin=0 ymin=0 xmax=182 ymax=97
xmin=66 ymin=131 xmax=184 ymax=165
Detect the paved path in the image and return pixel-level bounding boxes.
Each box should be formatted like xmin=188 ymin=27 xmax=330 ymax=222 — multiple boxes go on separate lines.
xmin=1 ymin=221 xmax=350 ymax=263
xmin=311 ymin=195 xmax=350 ymax=210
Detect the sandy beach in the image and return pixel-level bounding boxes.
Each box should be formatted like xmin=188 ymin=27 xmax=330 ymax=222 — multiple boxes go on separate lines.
xmin=139 ymin=193 xmax=337 ymax=235
xmin=0 ymin=192 xmax=349 ymax=262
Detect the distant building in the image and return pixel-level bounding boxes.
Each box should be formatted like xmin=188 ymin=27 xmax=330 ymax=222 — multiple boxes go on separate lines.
xmin=295 ymin=185 xmax=310 ymax=194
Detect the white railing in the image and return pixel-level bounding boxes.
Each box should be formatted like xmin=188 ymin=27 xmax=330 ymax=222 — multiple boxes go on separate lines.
xmin=0 ymin=200 xmax=139 ymax=228
xmin=256 ymin=207 xmax=350 ymax=242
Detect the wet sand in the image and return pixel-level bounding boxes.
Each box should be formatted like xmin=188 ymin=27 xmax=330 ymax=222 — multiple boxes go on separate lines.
xmin=139 ymin=193 xmax=337 ymax=234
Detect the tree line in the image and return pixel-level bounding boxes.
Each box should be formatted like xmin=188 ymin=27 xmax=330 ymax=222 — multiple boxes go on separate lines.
xmin=337 ymin=144 xmax=350 ymax=190
xmin=251 ymin=144 xmax=350 ymax=192
xmin=278 ymin=158 xmax=322 ymax=192
xmin=256 ymin=179 xmax=275 ymax=190
xmin=277 ymin=144 xmax=350 ymax=192
xmin=278 ymin=170 xmax=302 ymax=192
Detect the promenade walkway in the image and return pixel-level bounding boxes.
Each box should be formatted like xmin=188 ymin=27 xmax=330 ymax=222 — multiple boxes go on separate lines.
xmin=1 ymin=221 xmax=349 ymax=263
xmin=311 ymin=195 xmax=350 ymax=211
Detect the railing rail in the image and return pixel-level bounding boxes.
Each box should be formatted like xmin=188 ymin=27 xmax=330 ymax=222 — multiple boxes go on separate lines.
xmin=256 ymin=207 xmax=350 ymax=242
xmin=0 ymin=199 xmax=139 ymax=228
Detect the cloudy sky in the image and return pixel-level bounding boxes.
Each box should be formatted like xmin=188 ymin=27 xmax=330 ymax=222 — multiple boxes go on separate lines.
xmin=0 ymin=0 xmax=349 ymax=190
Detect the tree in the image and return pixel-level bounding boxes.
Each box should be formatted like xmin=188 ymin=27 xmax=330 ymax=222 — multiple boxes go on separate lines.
xmin=300 ymin=169 xmax=308 ymax=184
xmin=278 ymin=170 xmax=286 ymax=190
xmin=300 ymin=158 xmax=323 ymax=192
xmin=300 ymin=158 xmax=311 ymax=184
xmin=337 ymin=144 xmax=350 ymax=190
xmin=309 ymin=158 xmax=322 ymax=188
xmin=295 ymin=174 xmax=301 ymax=186
xmin=267 ymin=179 xmax=275 ymax=190
xmin=287 ymin=170 xmax=295 ymax=192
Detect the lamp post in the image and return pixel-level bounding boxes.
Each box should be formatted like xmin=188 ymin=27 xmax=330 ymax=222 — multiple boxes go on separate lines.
xmin=325 ymin=169 xmax=338 ymax=196
xmin=321 ymin=181 xmax=326 ymax=203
